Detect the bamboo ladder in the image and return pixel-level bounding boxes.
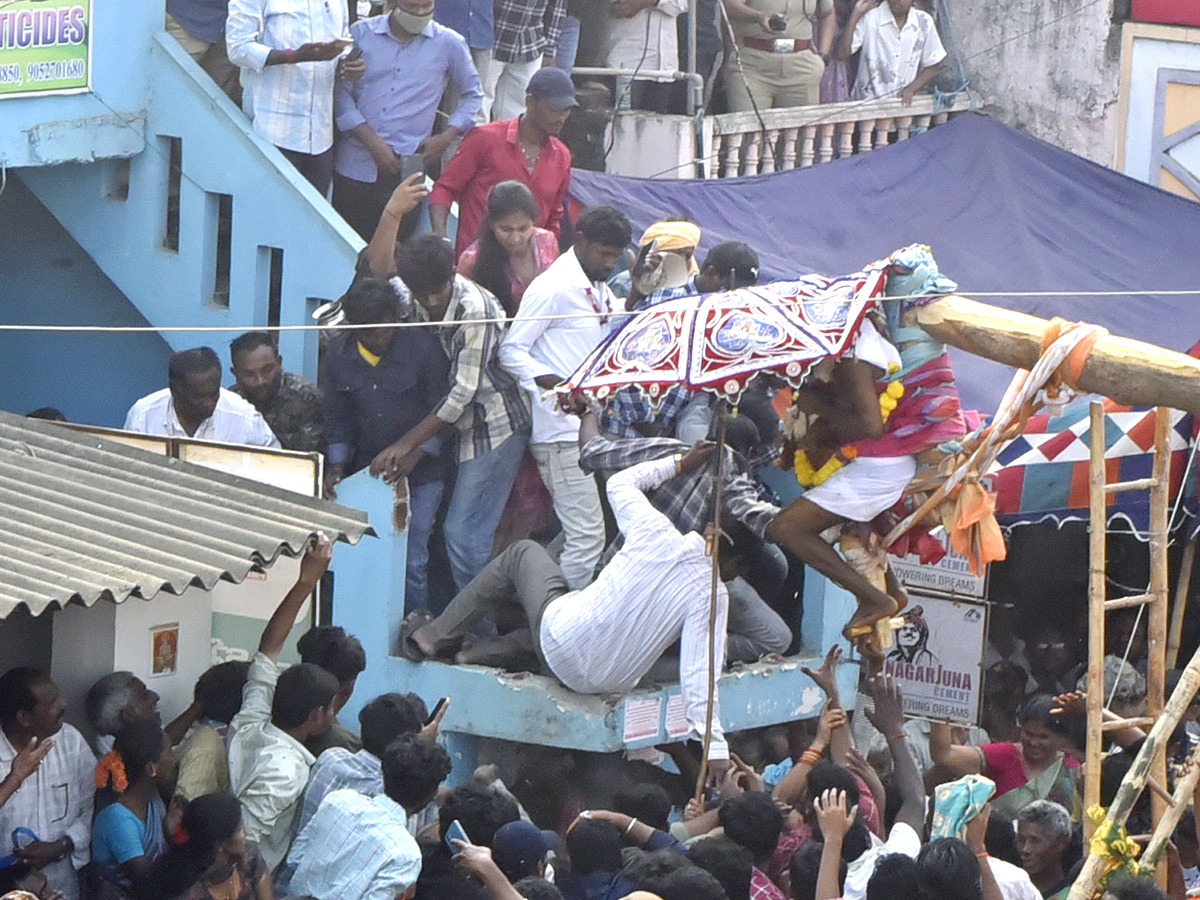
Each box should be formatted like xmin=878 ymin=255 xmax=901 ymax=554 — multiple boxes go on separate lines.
xmin=1068 ymin=403 xmax=1178 ymax=898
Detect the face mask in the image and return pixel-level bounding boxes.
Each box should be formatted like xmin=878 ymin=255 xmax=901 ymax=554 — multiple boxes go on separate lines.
xmin=391 ymin=7 xmax=433 ymax=34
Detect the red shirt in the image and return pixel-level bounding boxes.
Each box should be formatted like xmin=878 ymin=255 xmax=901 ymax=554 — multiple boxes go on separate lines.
xmin=430 ymin=116 xmax=572 ymax=256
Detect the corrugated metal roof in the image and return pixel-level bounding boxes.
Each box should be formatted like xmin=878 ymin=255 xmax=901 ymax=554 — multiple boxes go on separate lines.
xmin=0 ymin=410 xmax=373 ymax=617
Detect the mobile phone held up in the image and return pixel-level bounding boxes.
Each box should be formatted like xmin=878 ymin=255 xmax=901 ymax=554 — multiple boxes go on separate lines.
xmin=426 ymin=697 xmax=448 ymax=726
xmin=445 ymin=818 xmax=471 ymax=853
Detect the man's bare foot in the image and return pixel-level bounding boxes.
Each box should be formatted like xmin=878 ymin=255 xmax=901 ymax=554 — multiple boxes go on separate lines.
xmin=410 ymin=624 xmax=439 ymax=659
xmin=842 ymin=592 xmax=900 ymax=641
xmin=884 ymin=566 xmax=909 ymax=616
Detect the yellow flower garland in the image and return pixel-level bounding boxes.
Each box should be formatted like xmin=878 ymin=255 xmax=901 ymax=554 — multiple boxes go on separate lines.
xmin=792 ymin=368 xmax=904 ymax=488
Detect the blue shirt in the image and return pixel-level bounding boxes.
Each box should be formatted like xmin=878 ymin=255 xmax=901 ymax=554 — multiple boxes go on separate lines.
xmin=334 ymin=16 xmax=483 ymax=182
xmin=320 ymin=330 xmax=451 ymax=484
xmin=166 ymin=0 xmax=229 ymax=43
xmin=434 ymin=0 xmax=494 ymax=50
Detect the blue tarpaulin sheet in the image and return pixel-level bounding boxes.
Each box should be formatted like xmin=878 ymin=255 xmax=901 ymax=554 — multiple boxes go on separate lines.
xmin=569 ymin=112 xmax=1200 ymax=416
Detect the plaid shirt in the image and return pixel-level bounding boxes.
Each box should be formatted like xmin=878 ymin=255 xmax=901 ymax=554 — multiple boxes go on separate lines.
xmin=578 ymin=434 xmax=779 ymax=566
xmin=600 ymin=384 xmax=691 ymax=439
xmin=418 ymin=275 xmax=532 ymax=461
xmin=750 ymin=867 xmax=788 ymax=900
xmin=493 ymin=0 xmax=566 ymax=63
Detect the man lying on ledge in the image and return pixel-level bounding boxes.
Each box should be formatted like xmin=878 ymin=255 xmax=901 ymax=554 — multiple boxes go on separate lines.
xmin=402 ymin=445 xmax=764 ymax=778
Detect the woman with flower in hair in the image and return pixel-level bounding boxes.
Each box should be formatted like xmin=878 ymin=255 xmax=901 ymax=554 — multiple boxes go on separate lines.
xmin=145 ymin=792 xmax=271 ymax=900
xmin=89 ymin=720 xmax=175 ymax=894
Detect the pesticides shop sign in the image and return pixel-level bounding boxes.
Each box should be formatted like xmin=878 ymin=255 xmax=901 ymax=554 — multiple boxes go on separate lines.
xmin=0 ymin=0 xmax=91 ymax=99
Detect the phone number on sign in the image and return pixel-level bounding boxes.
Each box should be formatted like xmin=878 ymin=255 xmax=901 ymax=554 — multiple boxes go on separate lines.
xmin=26 ymin=58 xmax=85 ymax=81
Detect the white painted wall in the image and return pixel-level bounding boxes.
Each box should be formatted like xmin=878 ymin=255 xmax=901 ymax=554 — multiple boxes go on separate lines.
xmin=949 ymin=0 xmax=1122 ymax=164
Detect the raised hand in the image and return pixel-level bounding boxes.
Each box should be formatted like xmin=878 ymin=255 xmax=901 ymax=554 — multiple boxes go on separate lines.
xmin=802 ymin=644 xmax=843 ymax=698
xmin=813 ymin=788 xmax=858 ymax=841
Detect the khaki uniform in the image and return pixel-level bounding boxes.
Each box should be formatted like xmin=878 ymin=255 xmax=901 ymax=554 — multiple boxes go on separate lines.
xmin=725 ymin=0 xmax=832 ymax=110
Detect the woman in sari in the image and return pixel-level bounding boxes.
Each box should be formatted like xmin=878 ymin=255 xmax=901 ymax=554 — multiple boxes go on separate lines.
xmin=147 ymin=793 xmax=272 ymax=900
xmin=930 ymin=694 xmax=1079 ymax=818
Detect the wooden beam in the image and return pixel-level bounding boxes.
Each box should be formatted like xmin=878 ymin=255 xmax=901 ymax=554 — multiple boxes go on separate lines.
xmin=914 ymin=296 xmax=1200 ymax=415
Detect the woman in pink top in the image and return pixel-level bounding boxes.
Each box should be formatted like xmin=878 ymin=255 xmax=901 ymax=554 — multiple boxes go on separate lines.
xmin=459 ymin=180 xmax=560 ymax=545
xmin=457 ymin=180 xmax=560 ymax=316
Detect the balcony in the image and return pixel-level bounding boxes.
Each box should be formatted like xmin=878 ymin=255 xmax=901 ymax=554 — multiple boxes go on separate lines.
xmin=605 ymin=93 xmax=974 ymax=179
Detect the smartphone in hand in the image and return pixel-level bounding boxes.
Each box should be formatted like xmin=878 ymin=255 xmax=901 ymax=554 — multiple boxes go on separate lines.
xmin=426 ymin=697 xmax=448 ymax=726
xmin=445 ymin=818 xmax=471 ymax=853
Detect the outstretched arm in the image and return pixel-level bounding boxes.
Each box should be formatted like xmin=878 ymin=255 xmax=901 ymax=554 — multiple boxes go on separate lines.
xmin=260 ymin=535 xmax=332 ymax=661
xmin=865 ymin=675 xmax=925 ymax=834
xmin=365 ymin=174 xmax=428 ymax=279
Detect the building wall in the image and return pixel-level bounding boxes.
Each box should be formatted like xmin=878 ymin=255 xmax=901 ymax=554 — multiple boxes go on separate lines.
xmin=1117 ymin=23 xmax=1200 ymax=200
xmin=0 ymin=174 xmax=172 ymax=426
xmin=950 ymin=0 xmax=1123 ymax=165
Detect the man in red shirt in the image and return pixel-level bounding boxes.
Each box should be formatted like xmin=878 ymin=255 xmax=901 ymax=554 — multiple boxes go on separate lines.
xmin=430 ymin=66 xmax=574 ymax=255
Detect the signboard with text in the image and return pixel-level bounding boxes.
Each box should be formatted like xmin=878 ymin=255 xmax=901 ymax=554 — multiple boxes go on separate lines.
xmin=0 ymin=0 xmax=92 ymax=99
xmin=885 ymin=541 xmax=989 ymax=724
xmin=883 ymin=594 xmax=987 ymax=723
xmin=889 ymin=546 xmax=987 ymax=599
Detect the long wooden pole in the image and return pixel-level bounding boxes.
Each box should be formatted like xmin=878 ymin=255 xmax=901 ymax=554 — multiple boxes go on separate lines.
xmin=1147 ymin=407 xmax=1172 ymax=890
xmin=1167 ymin=536 xmax=1198 ymax=669
xmin=1085 ymin=402 xmax=1106 ymax=835
xmin=914 ymin=296 xmax=1200 ymax=415
xmin=1140 ymin=733 xmax=1200 ymax=870
xmin=1067 ymin=638 xmax=1200 ymax=900
xmin=694 ymin=410 xmax=726 ymax=804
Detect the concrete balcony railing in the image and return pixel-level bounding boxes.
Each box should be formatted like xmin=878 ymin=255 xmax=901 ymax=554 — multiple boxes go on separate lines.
xmin=605 ymin=93 xmax=973 ymax=179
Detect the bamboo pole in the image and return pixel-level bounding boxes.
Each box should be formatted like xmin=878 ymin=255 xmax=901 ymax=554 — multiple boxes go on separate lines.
xmin=1139 ymin=731 xmax=1200 ymax=870
xmin=1167 ymin=536 xmax=1198 ymax=669
xmin=694 ymin=410 xmax=726 ymax=805
xmin=1067 ymin=639 xmax=1200 ymax=900
xmin=1147 ymin=408 xmax=1172 ymax=890
xmin=914 ymin=297 xmax=1200 ymax=415
xmin=1085 ymin=402 xmax=1106 ymax=835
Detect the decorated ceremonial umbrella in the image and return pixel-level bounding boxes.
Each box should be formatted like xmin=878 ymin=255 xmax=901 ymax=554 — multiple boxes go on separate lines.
xmin=560 ymin=258 xmax=894 ymax=405
xmin=560 ymin=252 xmax=907 ymax=799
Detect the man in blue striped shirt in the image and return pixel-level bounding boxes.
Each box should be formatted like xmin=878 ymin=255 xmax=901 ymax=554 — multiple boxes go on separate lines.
xmin=290 ymin=733 xmax=452 ymax=900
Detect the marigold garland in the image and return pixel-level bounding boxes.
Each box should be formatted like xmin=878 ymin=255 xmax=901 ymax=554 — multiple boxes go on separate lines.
xmin=792 ymin=373 xmax=904 ymax=487
xmin=95 ymin=750 xmax=129 ymax=792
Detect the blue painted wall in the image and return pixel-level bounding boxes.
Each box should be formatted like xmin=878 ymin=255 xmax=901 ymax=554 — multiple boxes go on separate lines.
xmin=330 ymin=469 xmax=858 ymax=781
xmin=0 ymin=173 xmax=172 ymax=426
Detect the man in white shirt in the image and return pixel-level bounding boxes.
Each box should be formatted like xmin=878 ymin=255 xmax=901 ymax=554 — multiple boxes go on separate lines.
xmin=228 ymin=536 xmax=338 ymax=871
xmin=836 ymin=0 xmax=945 ymax=104
xmin=408 ymin=446 xmax=761 ymax=774
xmin=0 ymin=668 xmax=97 ymax=900
xmin=124 ymin=347 xmax=281 ymax=447
xmin=498 ymin=204 xmax=631 ymax=590
xmin=289 ymin=732 xmax=451 ymax=900
xmin=226 ymin=0 xmax=355 ymax=193
xmin=603 ymin=0 xmax=686 ymax=112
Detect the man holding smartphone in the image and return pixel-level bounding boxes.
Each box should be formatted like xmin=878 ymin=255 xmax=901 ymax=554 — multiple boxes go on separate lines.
xmin=332 ymin=0 xmax=484 ymax=240
xmin=226 ymin=0 xmax=354 ymax=193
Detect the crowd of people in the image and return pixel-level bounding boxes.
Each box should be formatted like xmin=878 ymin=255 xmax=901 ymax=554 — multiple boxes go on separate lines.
xmin=0 ymin=532 xmax=1189 ymax=900
xmin=4 ymin=6 xmax=1181 ymax=899
xmin=165 ymin=0 xmax=951 ymax=208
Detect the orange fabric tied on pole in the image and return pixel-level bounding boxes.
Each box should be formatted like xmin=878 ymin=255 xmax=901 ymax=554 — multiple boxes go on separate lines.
xmin=1040 ymin=317 xmax=1109 ymax=399
xmin=948 ymin=474 xmax=1007 ymax=575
